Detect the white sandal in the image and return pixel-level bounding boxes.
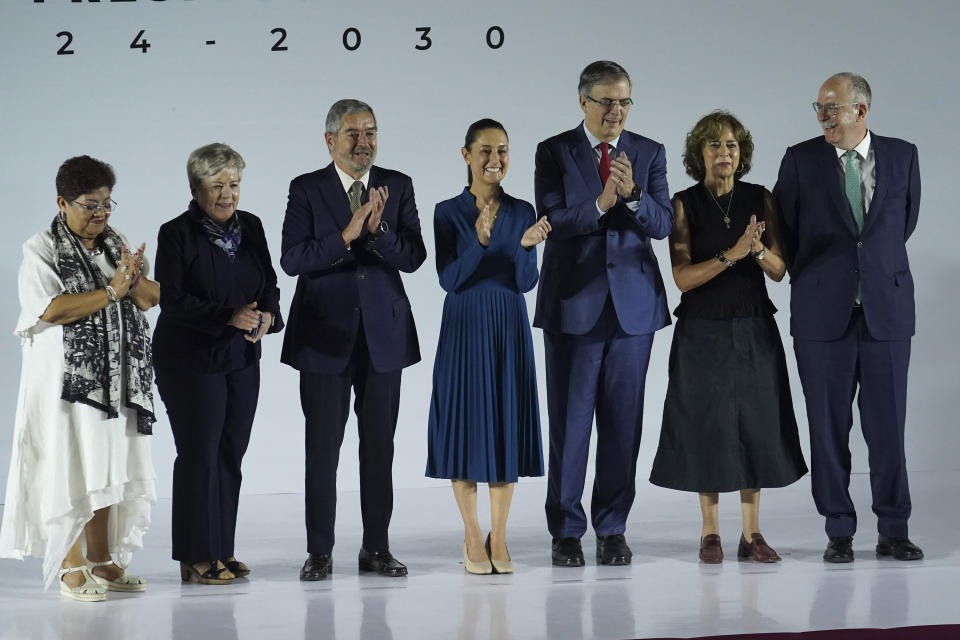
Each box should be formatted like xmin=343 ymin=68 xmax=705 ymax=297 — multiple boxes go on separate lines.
xmin=59 ymin=565 xmax=106 ymax=602
xmin=86 ymin=558 xmax=147 ymax=592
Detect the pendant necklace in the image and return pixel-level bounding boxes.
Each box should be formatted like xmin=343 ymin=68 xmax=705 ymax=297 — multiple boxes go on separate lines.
xmin=707 ymin=183 xmax=734 ymax=229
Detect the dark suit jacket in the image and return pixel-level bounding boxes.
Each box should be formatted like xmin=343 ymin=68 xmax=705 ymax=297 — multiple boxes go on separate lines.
xmin=533 ymin=124 xmax=673 ymax=335
xmin=152 ymin=205 xmax=284 ymax=372
xmin=280 ymin=162 xmax=426 ymax=374
xmin=774 ymin=133 xmax=920 ymax=341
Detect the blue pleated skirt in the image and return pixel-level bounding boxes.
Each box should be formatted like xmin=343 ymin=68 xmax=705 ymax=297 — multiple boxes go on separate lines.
xmin=426 ymin=287 xmax=544 ymax=483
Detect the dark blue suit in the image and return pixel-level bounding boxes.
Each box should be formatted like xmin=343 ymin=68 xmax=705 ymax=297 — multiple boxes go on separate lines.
xmin=534 ymin=124 xmax=673 ymax=539
xmin=153 ymin=204 xmax=284 ymax=562
xmin=281 ymin=162 xmax=426 ymax=554
xmin=774 ymin=133 xmax=920 ymax=538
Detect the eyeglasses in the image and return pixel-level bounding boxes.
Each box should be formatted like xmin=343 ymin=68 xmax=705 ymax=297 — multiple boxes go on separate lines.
xmin=811 ymin=102 xmax=859 ymax=116
xmin=585 ymin=95 xmax=633 ymax=110
xmin=72 ymin=199 xmax=116 ymax=215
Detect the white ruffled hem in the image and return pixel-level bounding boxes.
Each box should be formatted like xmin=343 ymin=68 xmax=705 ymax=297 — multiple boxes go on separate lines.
xmin=2 ymin=479 xmax=156 ymax=590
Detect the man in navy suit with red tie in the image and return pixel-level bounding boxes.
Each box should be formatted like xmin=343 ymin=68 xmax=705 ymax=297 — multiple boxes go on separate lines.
xmin=534 ymin=61 xmax=673 ymax=566
xmin=281 ymin=99 xmax=426 ymax=580
xmin=775 ymin=73 xmax=923 ymax=563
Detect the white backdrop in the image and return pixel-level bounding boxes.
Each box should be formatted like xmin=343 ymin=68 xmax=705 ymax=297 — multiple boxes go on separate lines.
xmin=1 ymin=0 xmax=957 ymax=503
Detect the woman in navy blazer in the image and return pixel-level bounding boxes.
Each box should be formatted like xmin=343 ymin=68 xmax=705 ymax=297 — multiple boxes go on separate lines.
xmin=153 ymin=143 xmax=283 ymax=584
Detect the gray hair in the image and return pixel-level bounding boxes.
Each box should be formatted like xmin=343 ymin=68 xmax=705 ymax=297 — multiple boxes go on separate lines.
xmin=325 ymin=99 xmax=376 ymax=135
xmin=831 ymin=72 xmax=872 ymax=109
xmin=187 ymin=143 xmax=245 ymax=192
xmin=578 ymin=60 xmax=631 ymax=97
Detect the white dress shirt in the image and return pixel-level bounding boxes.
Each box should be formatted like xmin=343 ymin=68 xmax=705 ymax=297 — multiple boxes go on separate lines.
xmin=334 ymin=164 xmax=370 ymax=194
xmin=835 ymin=130 xmax=876 ymax=214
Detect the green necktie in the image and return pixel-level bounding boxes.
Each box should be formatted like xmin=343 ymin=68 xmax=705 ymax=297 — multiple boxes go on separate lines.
xmin=843 ymin=150 xmax=864 ymax=232
xmin=843 ymin=150 xmax=863 ymax=304
xmin=348 ymin=180 xmax=364 ymax=213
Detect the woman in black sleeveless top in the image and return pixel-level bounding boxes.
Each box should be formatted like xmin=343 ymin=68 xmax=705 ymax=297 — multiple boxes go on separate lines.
xmin=649 ymin=112 xmax=807 ymax=563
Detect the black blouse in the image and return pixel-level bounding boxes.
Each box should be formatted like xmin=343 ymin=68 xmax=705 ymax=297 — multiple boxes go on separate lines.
xmin=673 ymin=181 xmax=776 ymax=319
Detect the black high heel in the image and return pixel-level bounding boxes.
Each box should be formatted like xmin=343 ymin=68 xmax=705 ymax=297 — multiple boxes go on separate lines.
xmin=180 ymin=560 xmax=235 ymax=585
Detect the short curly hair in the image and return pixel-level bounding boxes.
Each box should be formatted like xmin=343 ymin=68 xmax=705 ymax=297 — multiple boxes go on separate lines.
xmin=55 ymin=155 xmax=116 ymax=201
xmin=682 ymin=111 xmax=754 ymax=181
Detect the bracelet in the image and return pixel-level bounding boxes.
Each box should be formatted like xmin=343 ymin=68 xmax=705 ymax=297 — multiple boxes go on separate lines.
xmin=754 ymin=248 xmax=766 ymax=260
xmin=105 ymin=285 xmax=119 ymax=302
xmin=716 ymin=252 xmax=736 ymax=268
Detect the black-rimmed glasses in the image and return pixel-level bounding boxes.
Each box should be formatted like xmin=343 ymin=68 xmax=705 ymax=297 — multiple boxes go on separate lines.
xmin=585 ymin=95 xmax=633 ymax=110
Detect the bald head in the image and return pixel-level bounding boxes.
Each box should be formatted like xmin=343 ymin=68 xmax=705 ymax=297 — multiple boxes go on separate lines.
xmin=817 ymin=73 xmax=870 ymax=150
xmin=827 ymin=72 xmax=872 ymax=109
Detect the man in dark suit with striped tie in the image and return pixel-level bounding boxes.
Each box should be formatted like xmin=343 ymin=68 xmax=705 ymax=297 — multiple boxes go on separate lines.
xmin=774 ymin=73 xmax=923 ymax=563
xmin=281 ymin=99 xmax=426 ymax=580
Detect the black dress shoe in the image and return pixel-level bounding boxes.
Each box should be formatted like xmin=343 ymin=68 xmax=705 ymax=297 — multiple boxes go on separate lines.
xmin=300 ymin=553 xmax=332 ymax=581
xmin=358 ymin=548 xmax=407 ymax=577
xmin=876 ymin=535 xmax=924 ymax=561
xmin=596 ymin=534 xmax=632 ymax=566
xmin=823 ymin=536 xmax=854 ymax=563
xmin=551 ymin=537 xmax=584 ymax=567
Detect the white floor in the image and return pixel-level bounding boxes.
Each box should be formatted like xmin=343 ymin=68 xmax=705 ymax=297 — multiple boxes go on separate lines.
xmin=1 ymin=471 xmax=958 ymax=640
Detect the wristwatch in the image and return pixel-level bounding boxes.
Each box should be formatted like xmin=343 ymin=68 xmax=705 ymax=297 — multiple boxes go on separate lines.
xmin=716 ymin=252 xmax=736 ymax=268
xmin=372 ymin=220 xmax=389 ymax=237
xmin=622 ymin=185 xmax=642 ymax=203
xmin=754 ymin=248 xmax=766 ymax=260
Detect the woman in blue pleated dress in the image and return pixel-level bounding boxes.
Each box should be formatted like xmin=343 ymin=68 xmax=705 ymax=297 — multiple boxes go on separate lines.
xmin=427 ymin=119 xmax=551 ymax=574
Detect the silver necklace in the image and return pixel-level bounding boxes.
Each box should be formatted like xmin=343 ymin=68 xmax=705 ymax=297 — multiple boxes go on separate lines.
xmin=706 ymin=183 xmax=734 ymax=229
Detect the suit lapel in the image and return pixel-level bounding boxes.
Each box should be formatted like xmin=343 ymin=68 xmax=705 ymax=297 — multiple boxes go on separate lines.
xmin=864 ymin=134 xmax=887 ymax=233
xmin=819 ymin=140 xmax=859 ymax=237
xmin=571 ymin=126 xmax=603 ymax=193
xmin=315 ymin=163 xmax=353 ymax=231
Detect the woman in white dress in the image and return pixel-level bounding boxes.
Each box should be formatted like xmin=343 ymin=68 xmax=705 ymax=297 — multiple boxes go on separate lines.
xmin=0 ymin=155 xmax=160 ymax=601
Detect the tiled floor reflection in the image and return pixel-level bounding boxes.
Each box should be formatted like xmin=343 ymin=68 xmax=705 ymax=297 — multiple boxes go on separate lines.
xmin=1 ymin=471 xmax=957 ymax=639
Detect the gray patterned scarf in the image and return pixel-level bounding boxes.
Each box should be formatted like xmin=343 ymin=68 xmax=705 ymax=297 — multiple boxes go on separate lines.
xmin=51 ymin=213 xmax=155 ymax=435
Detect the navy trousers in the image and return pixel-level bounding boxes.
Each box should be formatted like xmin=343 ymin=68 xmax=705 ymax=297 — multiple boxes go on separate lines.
xmin=156 ymin=363 xmax=260 ymax=562
xmin=543 ymin=297 xmax=655 ymax=539
xmin=300 ymin=327 xmax=402 ymax=555
xmin=794 ymin=308 xmax=912 ymax=538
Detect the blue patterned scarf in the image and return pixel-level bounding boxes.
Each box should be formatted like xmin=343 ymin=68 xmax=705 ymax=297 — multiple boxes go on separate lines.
xmin=189 ymin=200 xmax=242 ymax=261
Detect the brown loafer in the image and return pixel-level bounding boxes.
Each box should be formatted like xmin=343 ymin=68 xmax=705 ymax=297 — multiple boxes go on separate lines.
xmin=737 ymin=533 xmax=781 ymax=563
xmin=699 ymin=534 xmax=723 ymax=564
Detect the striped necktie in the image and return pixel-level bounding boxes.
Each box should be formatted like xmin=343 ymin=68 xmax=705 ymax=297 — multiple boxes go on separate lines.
xmin=597 ymin=142 xmax=611 ymax=185
xmin=843 ymin=150 xmax=864 ymax=232
xmin=843 ymin=150 xmax=864 ymax=305
xmin=348 ymin=180 xmax=364 ymax=213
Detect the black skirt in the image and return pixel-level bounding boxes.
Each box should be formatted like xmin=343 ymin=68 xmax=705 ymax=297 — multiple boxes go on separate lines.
xmin=649 ymin=315 xmax=808 ymax=493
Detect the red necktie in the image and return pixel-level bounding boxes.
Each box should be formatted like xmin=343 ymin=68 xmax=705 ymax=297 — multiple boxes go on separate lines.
xmin=598 ymin=142 xmax=611 ymax=185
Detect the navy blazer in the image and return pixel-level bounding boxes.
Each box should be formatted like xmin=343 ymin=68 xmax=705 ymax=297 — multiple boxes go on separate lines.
xmin=774 ymin=133 xmax=920 ymax=341
xmin=533 ymin=124 xmax=673 ymax=335
xmin=152 ymin=206 xmax=284 ymax=372
xmin=280 ymin=162 xmax=426 ymax=374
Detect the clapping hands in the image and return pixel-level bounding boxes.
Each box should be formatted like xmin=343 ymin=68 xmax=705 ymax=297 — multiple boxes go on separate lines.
xmin=726 ymin=215 xmax=765 ymax=261
xmin=521 ymin=216 xmax=552 ymax=249
xmin=109 ymin=243 xmax=145 ymax=297
xmin=475 ymin=204 xmax=495 ymax=247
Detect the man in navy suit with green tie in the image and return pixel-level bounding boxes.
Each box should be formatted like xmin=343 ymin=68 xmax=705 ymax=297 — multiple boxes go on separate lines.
xmin=775 ymin=73 xmax=923 ymax=563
